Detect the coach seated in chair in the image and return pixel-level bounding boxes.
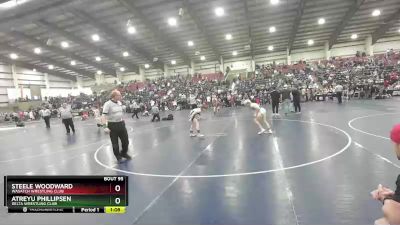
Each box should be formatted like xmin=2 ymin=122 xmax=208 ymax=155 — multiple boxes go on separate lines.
xmin=372 ymin=124 xmax=400 ymax=225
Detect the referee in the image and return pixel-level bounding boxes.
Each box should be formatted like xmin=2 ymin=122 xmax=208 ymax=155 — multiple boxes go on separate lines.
xmin=59 ymin=103 xmax=75 ymax=134
xmin=102 ymin=90 xmax=132 ymax=162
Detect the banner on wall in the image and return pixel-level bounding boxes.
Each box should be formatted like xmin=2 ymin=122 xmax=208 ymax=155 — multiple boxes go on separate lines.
xmin=229 ymin=61 xmax=251 ymax=71
xmin=30 ymin=86 xmax=41 ymax=100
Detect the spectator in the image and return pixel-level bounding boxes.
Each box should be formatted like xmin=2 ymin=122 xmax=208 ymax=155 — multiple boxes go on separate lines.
xmin=131 ymin=101 xmax=140 ymax=119
xmin=335 ymin=83 xmax=344 ymax=104
xmin=292 ymin=87 xmax=301 ymax=113
xmin=372 ymin=124 xmax=400 ymax=225
xmin=281 ymin=85 xmax=292 ymax=116
xmin=151 ymin=105 xmax=160 ymax=122
xmin=42 ymin=106 xmax=51 ymax=128
xmin=270 ymin=87 xmax=280 ymax=116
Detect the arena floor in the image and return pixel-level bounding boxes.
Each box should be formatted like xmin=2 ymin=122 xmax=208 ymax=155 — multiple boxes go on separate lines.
xmin=1 ymin=99 xmax=400 ymax=225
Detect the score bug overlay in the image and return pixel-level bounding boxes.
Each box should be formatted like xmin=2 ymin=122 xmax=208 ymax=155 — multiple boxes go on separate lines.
xmin=4 ymin=176 xmax=128 ymax=214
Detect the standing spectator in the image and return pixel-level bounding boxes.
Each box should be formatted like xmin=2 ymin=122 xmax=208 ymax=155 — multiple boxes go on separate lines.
xmin=151 ymin=104 xmax=160 ymax=122
xmin=29 ymin=110 xmax=35 ymax=121
xmin=255 ymin=96 xmax=260 ymax=105
xmin=281 ymin=85 xmax=292 ymax=116
xmin=335 ymin=83 xmax=344 ymax=104
xmin=93 ymin=106 xmax=102 ymax=128
xmin=301 ymin=88 xmax=306 ymax=102
xmin=172 ymin=99 xmax=177 ymax=110
xmin=18 ymin=111 xmax=24 ymax=121
xmin=131 ymin=101 xmax=140 ymax=119
xmin=292 ymin=87 xmax=301 ymax=114
xmin=309 ymin=88 xmax=314 ymax=102
xmin=270 ymin=87 xmax=280 ymax=116
xmin=59 ymin=103 xmax=75 ymax=134
xmin=42 ymin=106 xmax=51 ymax=128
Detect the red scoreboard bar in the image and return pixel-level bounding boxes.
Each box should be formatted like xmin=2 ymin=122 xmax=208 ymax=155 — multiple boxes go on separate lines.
xmin=4 ymin=176 xmax=128 ymax=213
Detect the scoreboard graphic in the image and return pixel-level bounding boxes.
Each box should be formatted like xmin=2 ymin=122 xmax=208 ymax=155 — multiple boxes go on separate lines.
xmin=4 ymin=176 xmax=128 ymax=213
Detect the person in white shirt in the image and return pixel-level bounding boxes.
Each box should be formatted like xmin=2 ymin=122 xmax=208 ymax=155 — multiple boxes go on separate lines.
xmin=131 ymin=101 xmax=140 ymax=119
xmin=42 ymin=106 xmax=51 ymax=128
xmin=212 ymin=95 xmax=220 ymax=115
xmin=172 ymin=100 xmax=177 ymax=110
xmin=151 ymin=105 xmax=160 ymax=122
xmin=189 ymin=94 xmax=197 ymax=109
xmin=188 ymin=106 xmax=205 ymax=137
xmin=335 ymin=84 xmax=344 ymax=104
xmin=93 ymin=106 xmax=102 ymax=127
xmin=101 ymin=90 xmax=132 ymax=162
xmin=29 ymin=111 xmax=35 ymax=121
xmin=59 ymin=103 xmax=75 ymax=134
xmin=244 ymin=100 xmax=272 ymax=135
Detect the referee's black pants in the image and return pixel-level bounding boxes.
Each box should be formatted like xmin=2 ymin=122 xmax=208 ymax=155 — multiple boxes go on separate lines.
xmin=336 ymin=91 xmax=343 ymax=104
xmin=152 ymin=113 xmax=160 ymax=122
xmin=293 ymin=99 xmax=301 ymax=112
xmin=108 ymin=121 xmax=129 ymax=159
xmin=62 ymin=118 xmax=75 ymax=133
xmin=43 ymin=116 xmax=50 ymax=128
xmin=272 ymin=100 xmax=279 ymax=113
xmin=132 ymin=109 xmax=139 ymax=119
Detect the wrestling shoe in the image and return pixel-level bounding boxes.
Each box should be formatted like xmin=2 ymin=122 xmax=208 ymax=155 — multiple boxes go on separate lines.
xmin=197 ymin=133 xmax=205 ymax=137
xmin=264 ymin=129 xmax=273 ymax=134
xmin=190 ymin=133 xmax=197 ymax=137
xmin=258 ymin=129 xmax=266 ymax=135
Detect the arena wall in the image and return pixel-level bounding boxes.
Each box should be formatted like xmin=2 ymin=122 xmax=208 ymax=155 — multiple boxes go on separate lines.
xmin=0 ymin=63 xmax=83 ymax=106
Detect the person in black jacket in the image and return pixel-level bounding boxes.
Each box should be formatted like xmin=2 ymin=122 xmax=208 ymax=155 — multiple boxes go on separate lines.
xmin=372 ymin=124 xmax=400 ymax=225
xmin=270 ymin=87 xmax=280 ymax=116
xmin=292 ymin=87 xmax=301 ymax=114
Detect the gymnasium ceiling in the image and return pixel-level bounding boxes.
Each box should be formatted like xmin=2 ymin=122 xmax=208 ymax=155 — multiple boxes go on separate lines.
xmin=0 ymin=0 xmax=399 ymax=80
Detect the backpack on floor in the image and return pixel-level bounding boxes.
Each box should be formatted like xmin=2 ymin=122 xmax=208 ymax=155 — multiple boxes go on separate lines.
xmin=162 ymin=114 xmax=174 ymax=121
xmin=16 ymin=121 xmax=25 ymax=127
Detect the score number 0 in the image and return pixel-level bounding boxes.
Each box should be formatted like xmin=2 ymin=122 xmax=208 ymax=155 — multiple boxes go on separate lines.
xmin=113 ymin=184 xmax=121 ymax=205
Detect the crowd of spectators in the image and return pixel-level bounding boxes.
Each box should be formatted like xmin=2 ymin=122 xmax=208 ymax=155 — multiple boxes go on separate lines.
xmin=114 ymin=50 xmax=400 ymax=112
xmin=1 ymin=50 xmax=399 ymax=124
xmin=0 ymin=94 xmax=101 ymax=123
